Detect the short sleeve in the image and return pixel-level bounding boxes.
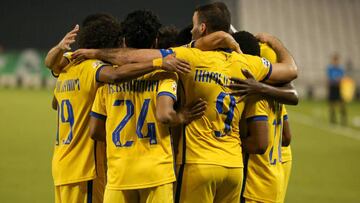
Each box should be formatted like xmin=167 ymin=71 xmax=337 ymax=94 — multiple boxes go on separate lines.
xmin=244 ymin=54 xmax=272 ymax=82
xmin=260 ymin=43 xmax=277 ymax=64
xmin=85 ymin=60 xmax=109 ymax=86
xmin=63 ymin=52 xmax=73 ymax=63
xmin=157 ymin=71 xmax=179 ymax=101
xmin=244 ymin=96 xmax=269 ymax=123
xmin=51 ymin=70 xmax=60 ymax=78
xmin=90 ymin=86 xmax=107 ymax=120
xmin=170 ymin=47 xmax=199 ymax=66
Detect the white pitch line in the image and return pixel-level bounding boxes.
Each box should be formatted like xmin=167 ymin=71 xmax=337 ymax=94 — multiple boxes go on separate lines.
xmin=288 ymin=111 xmax=360 ymax=141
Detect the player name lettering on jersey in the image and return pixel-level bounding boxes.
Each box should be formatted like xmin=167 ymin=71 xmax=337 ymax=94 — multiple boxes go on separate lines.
xmin=55 ymin=79 xmax=80 ymax=93
xmin=194 ymin=69 xmax=230 ymax=85
xmin=107 ymin=80 xmax=160 ymax=94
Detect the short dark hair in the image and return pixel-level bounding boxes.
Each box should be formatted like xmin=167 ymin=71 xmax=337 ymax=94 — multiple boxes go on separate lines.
xmin=78 ymin=18 xmax=121 ymax=49
xmin=175 ymin=24 xmax=193 ymax=46
xmin=157 ymin=25 xmax=179 ymax=49
xmin=195 ymin=2 xmax=231 ymax=33
xmin=121 ymin=10 xmax=162 ymax=48
xmin=232 ymin=31 xmax=260 ymax=56
xmin=82 ymin=13 xmax=116 ymax=27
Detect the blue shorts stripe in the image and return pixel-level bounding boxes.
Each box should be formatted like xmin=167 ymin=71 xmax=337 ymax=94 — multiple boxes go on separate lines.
xmin=87 ymin=180 xmax=93 ymax=203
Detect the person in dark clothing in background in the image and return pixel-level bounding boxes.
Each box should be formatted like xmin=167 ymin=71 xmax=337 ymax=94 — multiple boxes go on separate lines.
xmin=327 ymin=53 xmax=347 ymax=125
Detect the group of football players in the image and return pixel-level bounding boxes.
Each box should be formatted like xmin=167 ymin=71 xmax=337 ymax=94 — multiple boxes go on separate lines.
xmin=45 ymin=2 xmax=298 ymax=203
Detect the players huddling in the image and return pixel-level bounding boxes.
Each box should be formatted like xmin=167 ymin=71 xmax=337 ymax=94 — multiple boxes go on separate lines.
xmin=45 ymin=2 xmax=298 ymax=203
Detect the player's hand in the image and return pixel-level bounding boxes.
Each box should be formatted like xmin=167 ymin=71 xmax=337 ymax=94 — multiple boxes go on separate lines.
xmin=226 ymin=69 xmax=262 ymax=100
xmin=225 ymin=34 xmax=242 ymax=54
xmin=162 ymin=55 xmax=191 ymax=74
xmin=57 ymin=24 xmax=79 ymax=51
xmin=72 ymin=49 xmax=98 ymax=60
xmin=179 ymin=98 xmax=207 ymax=124
xmin=256 ymin=33 xmax=278 ymax=45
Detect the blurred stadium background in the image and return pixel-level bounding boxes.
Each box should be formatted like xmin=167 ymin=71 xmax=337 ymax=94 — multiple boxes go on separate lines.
xmin=0 ymin=0 xmax=359 ymax=202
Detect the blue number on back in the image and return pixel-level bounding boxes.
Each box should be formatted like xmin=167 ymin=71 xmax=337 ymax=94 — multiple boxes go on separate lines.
xmin=112 ymin=100 xmax=134 ymax=147
xmin=215 ymin=92 xmax=236 ymax=137
xmin=269 ymin=118 xmax=283 ymax=165
xmin=112 ymin=99 xmax=157 ymax=147
xmin=136 ymin=99 xmax=157 ymax=145
xmin=60 ymin=99 xmax=75 ymax=144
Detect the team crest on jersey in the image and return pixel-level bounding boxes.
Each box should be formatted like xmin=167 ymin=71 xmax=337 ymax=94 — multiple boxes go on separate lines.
xmin=261 ymin=57 xmax=271 ymax=68
xmin=172 ymin=82 xmax=177 ymax=92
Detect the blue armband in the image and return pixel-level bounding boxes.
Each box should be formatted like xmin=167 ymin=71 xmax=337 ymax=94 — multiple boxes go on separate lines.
xmin=160 ymin=49 xmax=174 ymax=57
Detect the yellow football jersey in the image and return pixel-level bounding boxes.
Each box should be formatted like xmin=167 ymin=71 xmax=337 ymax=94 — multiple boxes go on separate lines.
xmin=260 ymin=44 xmax=292 ymax=164
xmin=260 ymin=43 xmax=277 ymax=63
xmin=171 ymin=47 xmax=272 ymax=167
xmin=243 ymin=98 xmax=287 ymax=202
xmin=281 ymin=107 xmax=292 ymax=162
xmin=52 ymin=52 xmax=108 ymax=186
xmin=91 ymin=70 xmax=178 ymax=190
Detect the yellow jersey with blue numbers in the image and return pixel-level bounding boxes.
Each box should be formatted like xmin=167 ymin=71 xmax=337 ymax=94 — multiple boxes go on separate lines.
xmin=52 ymin=52 xmax=107 ymax=186
xmin=260 ymin=43 xmax=292 ymax=164
xmin=243 ymin=98 xmax=287 ymax=202
xmin=90 ymin=70 xmax=177 ymax=190
xmin=281 ymin=106 xmax=292 ymax=162
xmin=170 ymin=47 xmax=272 ymax=167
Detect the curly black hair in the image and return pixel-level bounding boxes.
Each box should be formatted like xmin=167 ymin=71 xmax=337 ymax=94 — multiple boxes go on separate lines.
xmin=232 ymin=31 xmax=260 ymax=56
xmin=82 ymin=13 xmax=116 ymax=27
xmin=77 ymin=17 xmax=121 ymax=49
xmin=175 ymin=24 xmax=193 ymax=46
xmin=121 ymin=10 xmax=161 ymax=48
xmin=157 ymin=25 xmax=179 ymax=49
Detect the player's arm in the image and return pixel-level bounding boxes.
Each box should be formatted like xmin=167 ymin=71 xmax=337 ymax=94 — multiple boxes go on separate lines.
xmin=156 ymin=97 xmax=207 ymax=127
xmin=72 ymin=48 xmax=163 ymax=66
xmin=227 ymin=69 xmax=299 ymax=105
xmin=89 ymin=116 xmax=106 ymax=142
xmin=257 ymin=33 xmax=298 ymax=84
xmin=242 ymin=119 xmax=269 ymax=154
xmin=282 ymin=115 xmax=292 ymax=146
xmin=97 ymin=55 xmax=190 ymax=83
xmin=44 ymin=25 xmax=79 ymax=74
xmin=193 ymin=31 xmax=242 ymax=53
xmin=89 ymin=87 xmax=107 ymax=142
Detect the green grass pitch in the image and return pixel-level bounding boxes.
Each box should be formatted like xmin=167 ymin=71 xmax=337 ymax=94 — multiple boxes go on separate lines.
xmin=0 ymin=89 xmax=360 ymax=202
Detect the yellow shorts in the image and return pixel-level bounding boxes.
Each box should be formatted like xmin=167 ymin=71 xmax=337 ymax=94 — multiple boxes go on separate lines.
xmin=280 ymin=161 xmax=292 ymax=203
xmin=103 ymin=183 xmax=173 ymax=203
xmin=55 ymin=176 xmax=105 ymax=203
xmin=175 ymin=164 xmax=243 ymax=203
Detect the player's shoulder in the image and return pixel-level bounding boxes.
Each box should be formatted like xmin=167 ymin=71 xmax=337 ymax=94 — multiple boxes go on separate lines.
xmin=172 ymin=46 xmax=202 ymax=54
xmin=147 ymin=69 xmax=178 ymax=81
xmin=96 ymin=83 xmax=109 ymax=95
xmin=260 ymin=43 xmax=277 ymax=63
xmin=243 ymin=53 xmax=272 ymax=70
xmin=82 ymin=59 xmax=109 ymax=69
